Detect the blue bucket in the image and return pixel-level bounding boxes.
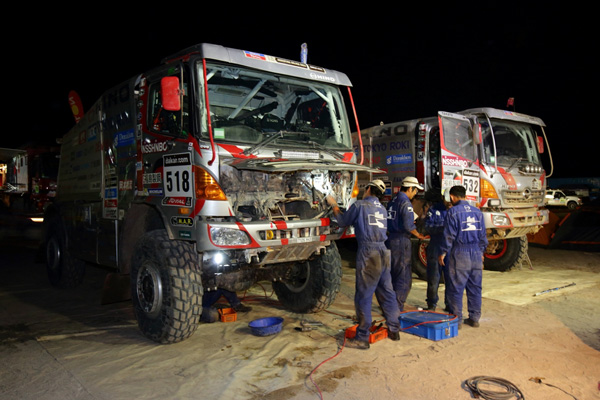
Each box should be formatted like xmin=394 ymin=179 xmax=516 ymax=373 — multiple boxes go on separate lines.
xmin=248 ymin=317 xmax=284 ymax=336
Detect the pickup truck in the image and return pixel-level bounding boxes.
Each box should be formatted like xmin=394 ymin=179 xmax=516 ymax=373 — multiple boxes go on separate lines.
xmin=545 ymin=189 xmax=582 ymax=210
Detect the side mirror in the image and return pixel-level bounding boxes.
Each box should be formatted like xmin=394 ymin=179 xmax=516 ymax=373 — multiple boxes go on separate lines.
xmin=161 ymin=76 xmax=181 ymax=111
xmin=474 ymin=123 xmax=482 ymax=145
xmin=537 ymin=136 xmax=544 ymax=154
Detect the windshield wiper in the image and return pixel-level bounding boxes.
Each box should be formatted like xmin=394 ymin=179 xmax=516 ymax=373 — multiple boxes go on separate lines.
xmin=242 ymin=131 xmax=283 ymax=156
xmin=507 ymin=157 xmax=523 ymax=172
xmin=242 ymin=131 xmax=345 ymax=160
xmin=305 ymin=140 xmax=344 ymax=160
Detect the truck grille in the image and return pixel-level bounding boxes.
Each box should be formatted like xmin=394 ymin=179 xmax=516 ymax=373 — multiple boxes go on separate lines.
xmin=502 ymin=189 xmax=545 ymax=205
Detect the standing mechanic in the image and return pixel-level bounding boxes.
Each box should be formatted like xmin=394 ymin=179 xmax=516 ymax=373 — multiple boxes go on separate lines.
xmin=326 ymin=180 xmax=401 ymax=349
xmin=387 ymin=176 xmax=427 ymax=311
xmin=423 ymin=189 xmax=450 ymax=311
xmin=438 ymin=185 xmax=488 ymax=327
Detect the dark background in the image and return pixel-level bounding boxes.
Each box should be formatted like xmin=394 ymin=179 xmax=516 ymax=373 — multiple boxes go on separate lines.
xmin=5 ymin=4 xmax=595 ymax=178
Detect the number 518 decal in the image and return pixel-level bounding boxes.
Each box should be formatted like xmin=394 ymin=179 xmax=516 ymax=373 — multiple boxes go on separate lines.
xmin=163 ymin=153 xmax=192 ymax=197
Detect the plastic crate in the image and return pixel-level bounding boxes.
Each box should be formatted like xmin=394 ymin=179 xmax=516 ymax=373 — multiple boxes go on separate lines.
xmin=345 ymin=324 xmax=388 ymax=344
xmin=218 ymin=308 xmax=237 ymax=322
xmin=399 ymin=311 xmax=458 ymax=341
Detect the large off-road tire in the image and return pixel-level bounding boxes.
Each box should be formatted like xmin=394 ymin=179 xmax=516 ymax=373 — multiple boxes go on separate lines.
xmin=131 ymin=229 xmax=202 ymax=344
xmin=272 ymin=242 xmax=342 ymax=313
xmin=484 ymin=236 xmax=528 ymax=272
xmin=411 ymin=241 xmax=428 ymax=280
xmin=45 ymin=220 xmax=86 ymax=288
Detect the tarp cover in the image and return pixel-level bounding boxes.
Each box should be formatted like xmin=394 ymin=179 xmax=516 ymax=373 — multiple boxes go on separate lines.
xmin=547 ymin=206 xmax=600 ymax=251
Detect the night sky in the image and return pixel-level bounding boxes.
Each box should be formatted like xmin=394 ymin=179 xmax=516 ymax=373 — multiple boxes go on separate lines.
xmin=7 ymin=4 xmax=595 ymax=178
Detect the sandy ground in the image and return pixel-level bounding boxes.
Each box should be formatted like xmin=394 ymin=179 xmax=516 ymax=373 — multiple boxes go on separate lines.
xmin=0 ymin=227 xmax=599 ymax=399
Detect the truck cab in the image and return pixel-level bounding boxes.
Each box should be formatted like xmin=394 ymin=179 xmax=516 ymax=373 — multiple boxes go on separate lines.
xmin=357 ymin=107 xmax=551 ymax=275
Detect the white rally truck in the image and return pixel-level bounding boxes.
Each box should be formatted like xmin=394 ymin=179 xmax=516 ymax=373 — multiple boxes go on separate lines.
xmin=356 ymin=108 xmax=552 ymax=277
xmin=43 ymin=43 xmax=377 ymax=343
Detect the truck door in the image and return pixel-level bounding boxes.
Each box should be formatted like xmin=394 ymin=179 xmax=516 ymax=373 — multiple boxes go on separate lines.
xmin=438 ymin=111 xmax=479 ymax=203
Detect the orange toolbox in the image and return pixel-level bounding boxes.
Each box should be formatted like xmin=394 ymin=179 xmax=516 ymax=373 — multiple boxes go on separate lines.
xmin=218 ymin=308 xmax=237 ymax=322
xmin=345 ymin=324 xmax=388 ymax=344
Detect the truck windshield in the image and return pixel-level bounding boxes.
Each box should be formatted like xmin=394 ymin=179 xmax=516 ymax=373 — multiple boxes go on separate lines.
xmin=197 ymin=62 xmax=352 ymax=151
xmin=481 ymin=119 xmax=541 ymax=166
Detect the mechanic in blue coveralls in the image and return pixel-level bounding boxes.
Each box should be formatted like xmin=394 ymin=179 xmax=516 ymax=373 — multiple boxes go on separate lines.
xmin=423 ymin=188 xmax=451 ymax=311
xmin=387 ymin=176 xmax=427 ymax=312
xmin=438 ymin=185 xmax=488 ymax=327
xmin=326 ymin=179 xmax=401 ymax=349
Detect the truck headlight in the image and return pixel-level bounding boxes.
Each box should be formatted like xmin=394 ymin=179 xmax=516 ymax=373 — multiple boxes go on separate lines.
xmin=491 ymin=214 xmax=511 ymax=227
xmin=210 ymin=227 xmax=250 ymax=246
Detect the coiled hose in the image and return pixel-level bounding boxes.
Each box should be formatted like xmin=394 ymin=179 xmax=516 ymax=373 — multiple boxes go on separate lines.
xmin=465 ymin=376 xmax=525 ymax=400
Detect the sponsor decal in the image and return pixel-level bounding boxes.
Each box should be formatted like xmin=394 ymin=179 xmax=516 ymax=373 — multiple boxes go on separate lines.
xmin=442 ymin=155 xmax=470 ymax=168
xmin=171 ymin=217 xmax=194 ymax=227
xmin=162 ymin=197 xmax=192 ymax=207
xmin=143 ymin=173 xmax=162 ymax=184
xmin=244 ymin=51 xmax=267 ymax=61
xmin=105 ymin=187 xmax=117 ymax=199
xmin=118 ymin=180 xmax=133 ymax=191
xmin=178 ymin=231 xmax=192 ymax=239
xmin=386 ymin=153 xmax=413 ymax=165
xmin=114 ymin=129 xmax=135 ymax=147
xmin=148 ymin=188 xmax=163 ymax=196
xmin=141 ymin=141 xmax=170 ymax=154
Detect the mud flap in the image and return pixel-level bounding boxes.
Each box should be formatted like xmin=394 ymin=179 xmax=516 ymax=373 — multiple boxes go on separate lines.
xmin=101 ymin=273 xmax=132 ymax=304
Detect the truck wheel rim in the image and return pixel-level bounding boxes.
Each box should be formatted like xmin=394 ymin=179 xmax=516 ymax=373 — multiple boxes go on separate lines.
xmin=46 ymin=236 xmax=61 ymax=272
xmin=485 ymin=239 xmax=507 ymax=260
xmin=284 ymin=261 xmax=310 ymax=293
xmin=136 ymin=264 xmax=163 ymax=315
xmin=417 ymin=242 xmax=428 ymax=267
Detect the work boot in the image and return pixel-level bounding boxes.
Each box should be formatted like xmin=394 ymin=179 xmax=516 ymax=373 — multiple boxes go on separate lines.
xmin=345 ymin=338 xmax=370 ymax=350
xmin=201 ymin=307 xmax=219 ymax=323
xmin=233 ymin=303 xmax=252 ymax=313
xmin=464 ymin=318 xmax=480 ymax=328
xmin=426 ymin=304 xmax=436 ymax=311
xmin=388 ymin=330 xmax=400 ymax=341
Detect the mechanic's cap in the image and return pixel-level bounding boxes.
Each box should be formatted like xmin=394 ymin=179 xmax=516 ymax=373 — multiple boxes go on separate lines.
xmin=444 ymin=190 xmax=451 ymax=203
xmin=368 ymin=179 xmax=386 ymax=193
xmin=402 ymin=176 xmax=424 ymax=190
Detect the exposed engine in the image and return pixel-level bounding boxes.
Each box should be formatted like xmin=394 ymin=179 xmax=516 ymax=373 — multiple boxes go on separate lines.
xmin=219 ymin=164 xmax=354 ymax=222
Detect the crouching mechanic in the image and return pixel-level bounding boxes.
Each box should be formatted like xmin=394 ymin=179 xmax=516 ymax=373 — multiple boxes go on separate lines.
xmin=326 ymin=179 xmax=401 ymax=349
xmin=438 ymin=186 xmax=488 ymax=327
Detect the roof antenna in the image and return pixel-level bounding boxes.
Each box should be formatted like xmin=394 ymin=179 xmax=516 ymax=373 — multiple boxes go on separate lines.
xmin=301 ymin=43 xmax=307 ymax=64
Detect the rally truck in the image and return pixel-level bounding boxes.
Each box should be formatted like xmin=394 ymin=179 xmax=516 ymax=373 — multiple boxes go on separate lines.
xmin=1 ymin=145 xmax=59 ymax=215
xmin=43 ymin=43 xmax=378 ymax=343
xmin=356 ymin=108 xmax=552 ymax=277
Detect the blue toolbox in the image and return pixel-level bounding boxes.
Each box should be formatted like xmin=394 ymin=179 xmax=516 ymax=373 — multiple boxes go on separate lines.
xmin=399 ymin=311 xmax=458 ymax=341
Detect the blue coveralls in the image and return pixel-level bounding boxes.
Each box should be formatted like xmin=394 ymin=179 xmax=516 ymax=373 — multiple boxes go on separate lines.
xmin=424 ymin=201 xmax=449 ymax=310
xmin=387 ymin=191 xmax=416 ymax=311
xmin=334 ymin=196 xmax=400 ymax=342
xmin=202 ymin=289 xmax=242 ymax=309
xmin=439 ymin=200 xmax=488 ymax=323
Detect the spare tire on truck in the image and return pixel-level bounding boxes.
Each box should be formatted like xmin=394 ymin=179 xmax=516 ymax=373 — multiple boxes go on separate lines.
xmin=131 ymin=229 xmax=202 ymax=344
xmin=273 ymin=242 xmax=342 ymax=313
xmin=484 ymin=236 xmax=528 ymax=272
